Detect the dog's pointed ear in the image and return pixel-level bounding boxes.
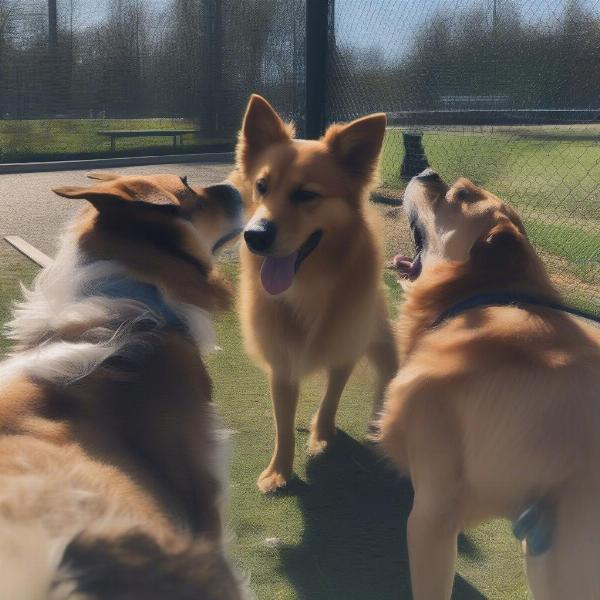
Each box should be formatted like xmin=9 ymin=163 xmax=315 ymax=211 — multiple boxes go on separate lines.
xmin=242 ymin=95 xmax=291 ymax=147
xmin=324 ymin=113 xmax=387 ymax=181
xmin=86 ymin=171 xmax=121 ymax=181
xmin=52 ymin=176 xmax=182 ymax=211
xmin=237 ymin=95 xmax=293 ymax=172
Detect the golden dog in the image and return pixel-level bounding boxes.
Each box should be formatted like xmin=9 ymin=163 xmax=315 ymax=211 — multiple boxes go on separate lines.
xmin=380 ymin=169 xmax=600 ymax=599
xmin=0 ymin=173 xmax=248 ymax=599
xmin=233 ymin=95 xmax=398 ymax=492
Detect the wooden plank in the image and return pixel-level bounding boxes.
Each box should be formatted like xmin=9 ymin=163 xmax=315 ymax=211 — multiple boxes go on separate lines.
xmin=4 ymin=236 xmax=52 ymax=268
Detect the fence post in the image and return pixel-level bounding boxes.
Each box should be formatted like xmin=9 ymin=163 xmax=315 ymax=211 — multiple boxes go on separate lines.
xmin=204 ymin=0 xmax=222 ymax=137
xmin=48 ymin=0 xmax=58 ymax=48
xmin=305 ymin=0 xmax=333 ymax=139
xmin=400 ymin=131 xmax=429 ymax=181
xmin=47 ymin=0 xmax=59 ymax=117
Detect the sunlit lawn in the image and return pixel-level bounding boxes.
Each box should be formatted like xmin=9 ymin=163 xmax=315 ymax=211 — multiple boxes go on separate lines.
xmin=0 ymin=245 xmax=528 ymax=599
xmin=0 ymin=118 xmax=229 ymax=162
xmin=381 ymin=127 xmax=600 ymax=315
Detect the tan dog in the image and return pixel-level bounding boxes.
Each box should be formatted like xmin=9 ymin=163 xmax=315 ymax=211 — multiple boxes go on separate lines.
xmin=380 ymin=169 xmax=600 ymax=599
xmin=233 ymin=95 xmax=398 ymax=492
xmin=0 ymin=173 xmax=249 ymax=599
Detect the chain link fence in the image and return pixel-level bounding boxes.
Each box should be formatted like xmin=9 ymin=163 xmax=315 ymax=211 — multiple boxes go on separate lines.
xmin=329 ymin=0 xmax=600 ymax=316
xmin=0 ymin=0 xmax=598 ymax=314
xmin=0 ymin=0 xmax=305 ymax=161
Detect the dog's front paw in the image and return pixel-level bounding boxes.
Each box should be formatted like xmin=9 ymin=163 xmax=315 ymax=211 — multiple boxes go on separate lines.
xmin=307 ymin=436 xmax=330 ymax=456
xmin=308 ymin=418 xmax=336 ymax=456
xmin=257 ymin=467 xmax=290 ymax=493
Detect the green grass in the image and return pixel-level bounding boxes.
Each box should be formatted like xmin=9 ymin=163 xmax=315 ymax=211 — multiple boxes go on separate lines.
xmin=381 ymin=127 xmax=600 ymax=314
xmin=0 ymin=252 xmax=527 ymax=599
xmin=0 ymin=246 xmax=39 ymax=354
xmin=207 ymin=265 xmax=527 ymax=600
xmin=0 ymin=118 xmax=231 ymax=162
xmin=526 ymin=220 xmax=599 ymax=269
xmin=382 ymin=128 xmax=600 ymax=221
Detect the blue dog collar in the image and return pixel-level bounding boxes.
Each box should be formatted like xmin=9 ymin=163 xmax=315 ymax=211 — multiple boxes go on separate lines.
xmin=431 ymin=292 xmax=600 ymax=329
xmin=84 ymin=276 xmax=187 ymax=332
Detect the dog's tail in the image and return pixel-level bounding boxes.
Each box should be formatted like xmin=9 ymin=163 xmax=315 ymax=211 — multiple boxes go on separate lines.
xmin=525 ymin=477 xmax=600 ymax=600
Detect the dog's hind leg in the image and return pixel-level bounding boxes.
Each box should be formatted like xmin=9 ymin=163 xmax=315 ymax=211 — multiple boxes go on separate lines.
xmin=405 ymin=399 xmax=463 ymax=600
xmin=308 ymin=364 xmax=354 ymax=456
xmin=408 ymin=500 xmax=459 ymax=600
xmin=367 ymin=316 xmax=398 ymax=426
xmin=257 ymin=374 xmax=299 ymax=493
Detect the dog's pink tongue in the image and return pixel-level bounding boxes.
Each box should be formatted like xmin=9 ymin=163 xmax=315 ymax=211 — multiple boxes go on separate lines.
xmin=393 ymin=254 xmax=413 ymax=279
xmin=261 ymin=252 xmax=298 ymax=295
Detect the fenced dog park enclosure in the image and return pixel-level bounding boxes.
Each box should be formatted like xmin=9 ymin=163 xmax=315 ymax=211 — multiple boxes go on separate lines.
xmin=0 ymin=2 xmax=599 ymax=599
xmin=1 ymin=0 xmax=599 ymax=318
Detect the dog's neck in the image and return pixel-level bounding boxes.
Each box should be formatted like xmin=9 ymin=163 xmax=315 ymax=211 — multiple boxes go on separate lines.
xmin=80 ymin=274 xmax=188 ymax=334
xmin=3 ymin=235 xmax=217 ymax=388
xmin=399 ymin=256 xmax=560 ymax=357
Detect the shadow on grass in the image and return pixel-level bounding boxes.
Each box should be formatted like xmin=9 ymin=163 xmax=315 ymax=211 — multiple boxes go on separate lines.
xmin=278 ymin=431 xmax=485 ymax=600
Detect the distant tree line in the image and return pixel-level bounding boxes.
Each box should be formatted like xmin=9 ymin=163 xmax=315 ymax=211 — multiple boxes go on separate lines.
xmin=0 ymin=0 xmax=304 ymax=136
xmin=1 ymin=0 xmax=599 ymax=135
xmin=329 ymin=0 xmax=600 ymax=119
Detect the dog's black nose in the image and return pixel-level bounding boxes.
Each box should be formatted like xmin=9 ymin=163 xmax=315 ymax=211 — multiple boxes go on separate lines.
xmin=415 ymin=168 xmax=440 ymax=181
xmin=244 ymin=219 xmax=276 ymax=253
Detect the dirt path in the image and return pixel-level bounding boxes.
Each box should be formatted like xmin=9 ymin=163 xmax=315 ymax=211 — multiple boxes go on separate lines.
xmin=0 ymin=162 xmax=233 ymax=256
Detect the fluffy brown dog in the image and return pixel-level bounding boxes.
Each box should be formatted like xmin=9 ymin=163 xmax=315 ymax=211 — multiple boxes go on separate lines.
xmin=233 ymin=95 xmax=398 ymax=492
xmin=0 ymin=173 xmax=248 ymax=599
xmin=380 ymin=169 xmax=600 ymax=599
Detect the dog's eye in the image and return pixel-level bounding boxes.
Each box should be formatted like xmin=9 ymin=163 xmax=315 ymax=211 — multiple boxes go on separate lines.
xmin=256 ymin=178 xmax=267 ymax=195
xmin=290 ymin=189 xmax=320 ymax=204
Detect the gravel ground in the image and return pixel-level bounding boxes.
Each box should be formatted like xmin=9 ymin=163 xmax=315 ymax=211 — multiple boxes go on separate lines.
xmin=0 ymin=161 xmax=233 ymax=257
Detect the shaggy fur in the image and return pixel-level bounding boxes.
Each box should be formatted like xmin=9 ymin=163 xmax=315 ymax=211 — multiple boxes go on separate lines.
xmin=233 ymin=95 xmax=398 ymax=492
xmin=0 ymin=173 xmax=249 ymax=600
xmin=379 ymin=173 xmax=600 ymax=600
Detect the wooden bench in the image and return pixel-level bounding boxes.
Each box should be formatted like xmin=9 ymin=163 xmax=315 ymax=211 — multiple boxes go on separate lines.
xmin=98 ymin=129 xmax=200 ymax=152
